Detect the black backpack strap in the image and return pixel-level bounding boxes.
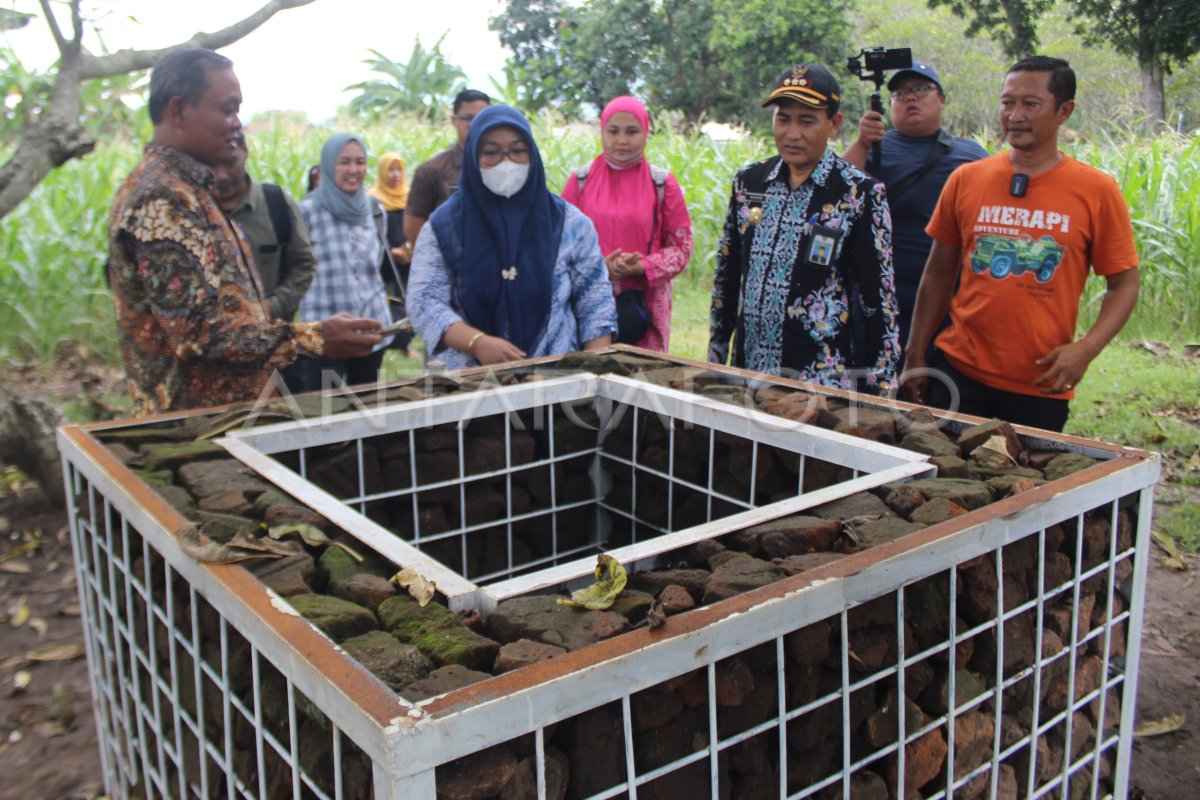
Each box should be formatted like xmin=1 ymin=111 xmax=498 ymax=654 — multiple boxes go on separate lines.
xmin=260 ymin=183 xmax=292 ymax=257
xmin=884 ymin=129 xmax=954 ymax=203
xmin=574 ymin=163 xmax=591 ymax=193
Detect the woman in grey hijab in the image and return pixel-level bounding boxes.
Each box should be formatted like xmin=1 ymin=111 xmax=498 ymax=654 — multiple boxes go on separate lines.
xmin=297 ymin=133 xmax=394 ymax=390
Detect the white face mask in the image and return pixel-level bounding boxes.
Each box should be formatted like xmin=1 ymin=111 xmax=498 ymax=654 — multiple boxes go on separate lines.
xmin=480 ymin=160 xmax=530 ymax=198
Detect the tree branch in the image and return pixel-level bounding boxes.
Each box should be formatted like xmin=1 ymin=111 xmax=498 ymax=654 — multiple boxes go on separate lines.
xmin=38 ymin=0 xmax=68 ymax=54
xmin=79 ymin=0 xmax=317 ymax=79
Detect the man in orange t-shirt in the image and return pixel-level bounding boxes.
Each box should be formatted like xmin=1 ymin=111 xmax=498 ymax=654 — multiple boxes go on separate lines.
xmin=903 ymin=56 xmax=1139 ymax=432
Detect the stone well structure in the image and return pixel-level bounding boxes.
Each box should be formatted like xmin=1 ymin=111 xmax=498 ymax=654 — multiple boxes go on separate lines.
xmin=57 ymin=348 xmax=1160 ymax=800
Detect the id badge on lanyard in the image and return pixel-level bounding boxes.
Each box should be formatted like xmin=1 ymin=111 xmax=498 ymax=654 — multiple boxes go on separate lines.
xmin=804 ymin=224 xmax=841 ymax=270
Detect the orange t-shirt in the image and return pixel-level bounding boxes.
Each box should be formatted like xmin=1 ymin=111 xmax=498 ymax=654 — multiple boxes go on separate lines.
xmin=926 ymin=152 xmax=1138 ymax=399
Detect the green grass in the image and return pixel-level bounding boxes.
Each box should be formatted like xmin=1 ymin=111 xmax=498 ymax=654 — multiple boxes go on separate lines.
xmin=1065 ymin=340 xmax=1200 ymax=551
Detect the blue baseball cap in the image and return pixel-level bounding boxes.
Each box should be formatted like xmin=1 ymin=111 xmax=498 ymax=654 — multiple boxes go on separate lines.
xmin=887 ymin=62 xmax=943 ymax=92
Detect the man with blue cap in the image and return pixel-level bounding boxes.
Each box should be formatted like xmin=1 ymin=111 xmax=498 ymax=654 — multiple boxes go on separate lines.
xmin=843 ymin=61 xmax=987 ymax=347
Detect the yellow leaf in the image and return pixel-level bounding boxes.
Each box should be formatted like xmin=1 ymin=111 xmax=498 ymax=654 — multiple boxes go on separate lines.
xmin=391 ymin=567 xmax=437 ymax=607
xmin=557 ymin=554 xmax=627 ymax=610
xmin=1134 ymin=713 xmax=1185 ymax=738
xmin=13 ymin=670 xmax=31 ymax=691
xmin=10 ymin=598 xmax=29 ymax=628
xmin=26 ymin=643 xmax=84 ymax=662
xmin=0 ymin=559 xmax=31 ymax=574
xmin=29 ymin=617 xmax=48 ymax=638
xmin=1151 ymin=530 xmax=1188 ymax=571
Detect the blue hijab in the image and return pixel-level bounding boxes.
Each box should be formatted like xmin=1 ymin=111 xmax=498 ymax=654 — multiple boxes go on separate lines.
xmin=313 ymin=133 xmax=371 ymax=225
xmin=430 ymin=105 xmax=565 ymax=354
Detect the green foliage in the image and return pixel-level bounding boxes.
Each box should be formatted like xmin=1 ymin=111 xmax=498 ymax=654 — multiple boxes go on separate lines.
xmin=346 ymin=35 xmax=467 ymax=122
xmin=709 ymin=0 xmax=853 ymax=122
xmin=490 ymin=0 xmax=853 ymax=125
xmin=927 ymin=0 xmax=1053 ymax=59
xmin=1069 ymin=0 xmax=1200 ymax=70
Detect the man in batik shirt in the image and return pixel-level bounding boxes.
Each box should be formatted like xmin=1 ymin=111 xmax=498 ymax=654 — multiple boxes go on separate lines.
xmin=108 ymin=49 xmax=380 ymax=416
xmin=708 ymin=63 xmax=900 ymax=394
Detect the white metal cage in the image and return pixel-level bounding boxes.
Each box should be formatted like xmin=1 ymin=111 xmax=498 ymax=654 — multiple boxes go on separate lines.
xmin=58 ymin=354 xmax=1160 ymax=800
xmin=216 ymin=374 xmax=932 ymax=613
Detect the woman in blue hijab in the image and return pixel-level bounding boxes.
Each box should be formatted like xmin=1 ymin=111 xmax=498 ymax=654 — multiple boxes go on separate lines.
xmin=408 ymin=105 xmax=616 ymax=368
xmin=298 ymin=133 xmax=393 ymax=389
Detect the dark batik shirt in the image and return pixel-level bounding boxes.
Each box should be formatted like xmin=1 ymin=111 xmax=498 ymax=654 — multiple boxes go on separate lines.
xmin=108 ymin=145 xmax=324 ymax=416
xmin=708 ymin=150 xmax=900 ymax=393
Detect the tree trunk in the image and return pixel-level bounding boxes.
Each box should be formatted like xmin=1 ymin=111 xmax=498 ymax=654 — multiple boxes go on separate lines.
xmin=0 ymin=0 xmax=316 ymax=222
xmin=1139 ymin=56 xmax=1167 ymax=129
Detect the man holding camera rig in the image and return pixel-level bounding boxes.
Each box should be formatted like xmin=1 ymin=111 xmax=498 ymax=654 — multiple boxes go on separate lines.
xmin=843 ymin=57 xmax=987 ymax=346
xmin=708 ymin=63 xmax=900 ymax=395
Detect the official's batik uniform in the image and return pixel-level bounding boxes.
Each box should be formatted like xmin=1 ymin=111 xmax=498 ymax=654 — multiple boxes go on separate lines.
xmin=708 ymin=150 xmax=900 ymax=392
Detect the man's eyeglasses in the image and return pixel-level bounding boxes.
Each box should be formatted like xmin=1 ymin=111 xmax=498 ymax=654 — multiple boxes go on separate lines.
xmin=453 ymin=113 xmax=477 ymax=123
xmin=479 ymin=145 xmax=532 ymax=166
xmin=890 ymin=84 xmax=939 ymax=101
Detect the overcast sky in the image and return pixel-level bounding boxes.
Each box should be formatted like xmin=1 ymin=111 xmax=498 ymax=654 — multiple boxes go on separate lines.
xmin=5 ymin=0 xmax=511 ymax=121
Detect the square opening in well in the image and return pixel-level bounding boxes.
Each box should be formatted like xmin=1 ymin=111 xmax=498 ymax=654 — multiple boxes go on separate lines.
xmin=219 ymin=374 xmax=931 ymax=612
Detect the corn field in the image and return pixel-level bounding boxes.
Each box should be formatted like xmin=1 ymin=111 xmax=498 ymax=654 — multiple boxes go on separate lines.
xmin=0 ymin=116 xmax=1196 ymax=368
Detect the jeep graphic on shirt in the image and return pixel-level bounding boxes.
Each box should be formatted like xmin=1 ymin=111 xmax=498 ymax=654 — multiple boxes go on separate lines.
xmin=969 ymin=233 xmax=1066 ymax=283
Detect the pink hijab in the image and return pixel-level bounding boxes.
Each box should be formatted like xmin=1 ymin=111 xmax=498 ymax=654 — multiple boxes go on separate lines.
xmin=573 ymin=97 xmax=662 ymax=259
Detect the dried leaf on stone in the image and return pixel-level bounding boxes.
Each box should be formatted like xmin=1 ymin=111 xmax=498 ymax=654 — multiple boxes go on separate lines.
xmin=557 ymin=554 xmax=627 ymax=610
xmin=391 ymin=567 xmax=437 ymax=607
xmin=978 ymin=435 xmax=1017 ymax=466
xmin=0 ymin=559 xmax=31 ymax=574
xmin=269 ymin=524 xmax=363 ymax=562
xmin=1151 ymin=530 xmax=1189 ymax=571
xmin=12 ymin=670 xmax=31 ymax=692
xmin=1134 ymin=713 xmax=1185 ymax=738
xmin=227 ymin=530 xmax=303 ymax=556
xmin=29 ymin=617 xmax=47 ymax=639
xmin=26 ymin=643 xmax=84 ymax=662
xmin=176 ymin=522 xmax=265 ymax=564
xmin=9 ymin=598 xmax=29 ymax=628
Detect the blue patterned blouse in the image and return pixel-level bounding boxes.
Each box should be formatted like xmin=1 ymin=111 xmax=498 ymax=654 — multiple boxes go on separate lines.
xmin=708 ymin=149 xmax=900 ymax=393
xmin=408 ymin=204 xmax=618 ymax=369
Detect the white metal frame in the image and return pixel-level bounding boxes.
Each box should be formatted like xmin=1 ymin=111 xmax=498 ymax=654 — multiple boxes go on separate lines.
xmin=218 ymin=374 xmax=933 ymax=613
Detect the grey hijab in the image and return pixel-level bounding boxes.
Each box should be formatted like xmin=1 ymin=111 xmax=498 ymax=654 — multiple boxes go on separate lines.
xmin=314 ymin=133 xmax=371 ymax=225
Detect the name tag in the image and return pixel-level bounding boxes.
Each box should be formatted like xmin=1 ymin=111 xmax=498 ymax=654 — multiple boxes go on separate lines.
xmin=805 ymin=225 xmax=840 ymax=269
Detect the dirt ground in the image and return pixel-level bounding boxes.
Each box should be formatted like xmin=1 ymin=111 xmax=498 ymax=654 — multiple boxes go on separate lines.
xmin=0 ymin=477 xmax=1196 ymax=800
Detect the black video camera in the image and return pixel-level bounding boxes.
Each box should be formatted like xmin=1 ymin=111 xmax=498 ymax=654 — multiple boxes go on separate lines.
xmin=846 ymin=47 xmax=914 ymax=168
xmin=847 ymin=47 xmax=913 ymax=81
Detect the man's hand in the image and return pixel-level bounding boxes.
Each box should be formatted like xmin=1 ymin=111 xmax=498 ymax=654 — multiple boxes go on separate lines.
xmin=902 ymin=351 xmax=929 ymax=405
xmin=843 ymin=111 xmax=886 ymax=169
xmin=321 ymin=314 xmax=382 ymax=358
xmin=1032 ymin=340 xmax=1098 ymax=394
xmin=472 ymin=335 xmax=526 ymax=365
xmin=856 ymin=111 xmax=886 ymax=149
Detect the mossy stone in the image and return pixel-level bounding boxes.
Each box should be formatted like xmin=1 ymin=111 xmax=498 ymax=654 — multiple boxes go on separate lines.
xmin=140 ymin=438 xmax=225 ymax=472
xmin=288 ymin=594 xmax=377 ymax=642
xmin=377 ymin=594 xmax=500 ymax=671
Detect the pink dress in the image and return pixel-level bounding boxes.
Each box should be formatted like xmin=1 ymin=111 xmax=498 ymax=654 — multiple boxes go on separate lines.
xmin=562 ymin=160 xmax=694 ymax=353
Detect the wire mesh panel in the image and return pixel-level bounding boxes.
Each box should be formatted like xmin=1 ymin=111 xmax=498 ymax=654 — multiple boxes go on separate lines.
xmin=57 ymin=351 xmax=1161 ymax=800
xmin=219 ymin=374 xmax=932 ymax=612
xmin=65 ymin=460 xmax=379 ymax=800
xmin=409 ymin=481 xmax=1153 ymax=800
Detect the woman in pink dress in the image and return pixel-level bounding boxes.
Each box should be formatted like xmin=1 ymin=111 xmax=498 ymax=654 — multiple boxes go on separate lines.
xmin=561 ymin=96 xmax=693 ymax=353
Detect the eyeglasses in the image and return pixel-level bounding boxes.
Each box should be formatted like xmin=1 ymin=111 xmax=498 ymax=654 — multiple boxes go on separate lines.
xmin=453 ymin=113 xmax=477 ymax=123
xmin=479 ymin=145 xmax=532 ymax=166
xmin=891 ymin=84 xmax=939 ymax=101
